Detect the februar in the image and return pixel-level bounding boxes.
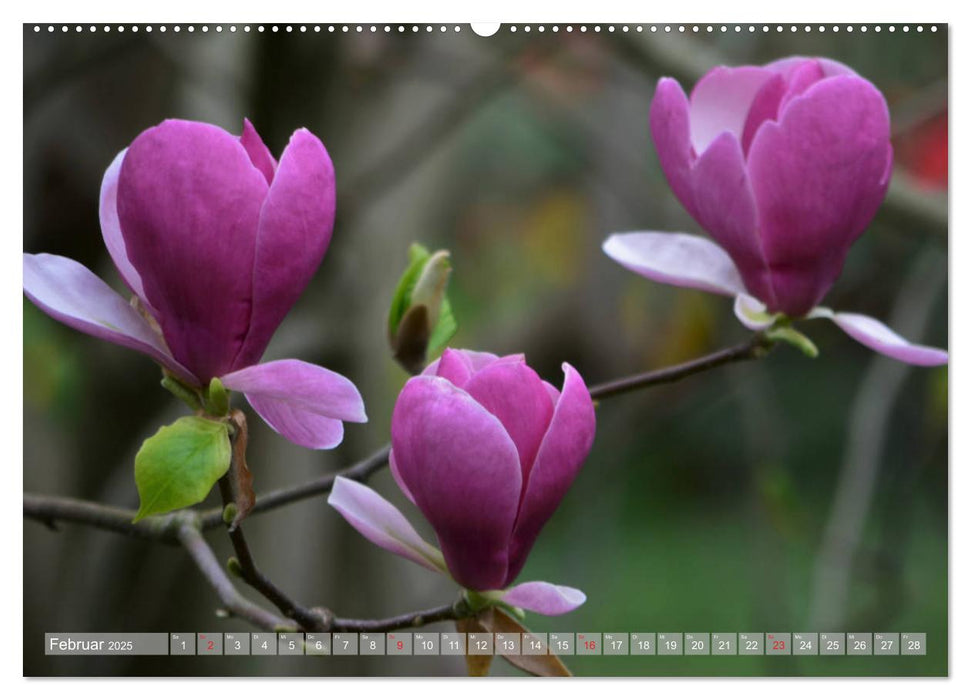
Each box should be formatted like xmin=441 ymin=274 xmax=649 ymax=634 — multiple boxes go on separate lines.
xmin=48 ymin=637 xmax=104 ymax=651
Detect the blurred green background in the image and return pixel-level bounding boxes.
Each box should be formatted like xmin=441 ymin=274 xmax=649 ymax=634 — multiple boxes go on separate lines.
xmin=22 ymin=23 xmax=948 ymax=676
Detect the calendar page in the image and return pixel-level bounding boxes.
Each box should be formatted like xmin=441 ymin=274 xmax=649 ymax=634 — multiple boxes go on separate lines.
xmin=22 ymin=18 xmax=948 ymax=679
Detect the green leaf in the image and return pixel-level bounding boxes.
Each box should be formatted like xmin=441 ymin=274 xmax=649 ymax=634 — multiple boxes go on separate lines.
xmin=134 ymin=416 xmax=231 ymax=521
xmin=428 ymin=295 xmax=457 ymax=357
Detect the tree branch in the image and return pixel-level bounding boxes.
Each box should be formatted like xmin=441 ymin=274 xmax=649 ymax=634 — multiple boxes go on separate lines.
xmin=588 ymin=333 xmax=773 ymax=400
xmin=198 ymin=443 xmax=391 ymax=530
xmin=175 ymin=518 xmax=296 ymax=632
xmin=216 ymin=470 xmax=333 ymax=632
xmin=331 ymin=601 xmax=467 ymax=633
xmin=24 ymin=493 xmax=178 ymax=543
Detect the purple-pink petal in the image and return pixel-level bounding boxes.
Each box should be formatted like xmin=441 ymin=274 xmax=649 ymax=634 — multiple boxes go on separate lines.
xmin=220 ymin=359 xmax=366 ymax=449
xmin=99 ymin=149 xmax=148 ymax=303
xmin=232 ymin=129 xmax=336 ymax=370
xmin=649 ymin=78 xmax=697 ymax=218
xmin=23 ymin=253 xmax=196 ymax=384
xmin=239 ymin=118 xmax=277 ymax=185
xmin=747 ymin=75 xmax=893 ymax=316
xmin=391 ymin=375 xmax=522 ymax=591
xmin=602 ymin=232 xmax=745 ymax=297
xmin=327 ymin=476 xmax=447 ymax=575
xmin=819 ymin=310 xmax=948 ymax=366
xmin=463 ymin=359 xmax=555 ymax=478
xmin=687 ymin=65 xmax=775 ymax=153
xmin=507 ymin=363 xmax=595 ymax=584
xmin=501 ymin=581 xmax=587 ymax=616
xmin=688 ymin=132 xmax=774 ymax=304
xmin=116 ymin=119 xmax=268 ymax=381
xmin=388 ymin=450 xmax=417 ymax=505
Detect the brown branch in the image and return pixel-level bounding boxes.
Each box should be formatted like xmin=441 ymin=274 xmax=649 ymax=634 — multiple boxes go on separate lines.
xmin=331 ymin=600 xmax=468 ymax=633
xmin=175 ymin=518 xmax=295 ymax=631
xmin=216 ymin=473 xmax=333 ymax=632
xmin=24 ymin=493 xmax=178 ymax=542
xmin=199 ymin=443 xmax=391 ymax=530
xmin=588 ymin=333 xmax=773 ymax=400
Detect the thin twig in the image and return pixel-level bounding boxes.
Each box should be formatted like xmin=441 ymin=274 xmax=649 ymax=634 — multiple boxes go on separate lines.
xmin=175 ymin=519 xmax=295 ymax=632
xmin=331 ymin=601 xmax=467 ymax=633
xmin=217 ymin=475 xmax=333 ymax=632
xmin=199 ymin=443 xmax=392 ymax=530
xmin=588 ymin=333 xmax=773 ymax=400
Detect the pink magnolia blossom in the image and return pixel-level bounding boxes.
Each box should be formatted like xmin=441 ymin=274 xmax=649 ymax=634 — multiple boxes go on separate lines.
xmin=328 ymin=349 xmax=596 ymax=616
xmin=23 ymin=119 xmax=366 ymax=448
xmin=603 ymin=57 xmax=947 ymax=366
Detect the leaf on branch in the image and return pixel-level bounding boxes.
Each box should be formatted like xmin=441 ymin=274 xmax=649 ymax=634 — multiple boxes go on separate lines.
xmin=133 ymin=416 xmax=231 ymax=521
xmin=225 ymin=409 xmax=256 ymax=530
xmin=477 ymin=607 xmax=572 ymax=677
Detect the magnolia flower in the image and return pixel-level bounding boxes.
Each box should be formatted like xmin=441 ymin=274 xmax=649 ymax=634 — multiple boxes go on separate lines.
xmin=329 ymin=349 xmax=596 ymax=616
xmin=603 ymin=57 xmax=947 ymax=365
xmin=23 ymin=119 xmax=366 ymax=448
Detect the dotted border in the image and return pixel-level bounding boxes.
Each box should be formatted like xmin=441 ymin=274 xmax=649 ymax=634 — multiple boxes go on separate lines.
xmin=31 ymin=24 xmax=941 ymax=35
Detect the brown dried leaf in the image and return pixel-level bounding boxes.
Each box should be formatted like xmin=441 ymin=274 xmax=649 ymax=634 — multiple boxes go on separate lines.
xmin=479 ymin=607 xmax=572 ymax=677
xmin=456 ymin=617 xmax=494 ymax=677
xmin=226 ymin=409 xmax=255 ymax=530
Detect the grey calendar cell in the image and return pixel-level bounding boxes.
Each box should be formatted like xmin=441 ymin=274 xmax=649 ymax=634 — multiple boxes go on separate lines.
xmin=251 ymin=633 xmax=276 ymax=656
xmin=739 ymin=633 xmax=763 ymax=655
xmin=387 ymin=632 xmax=412 ymax=655
xmin=170 ymin=633 xmax=195 ymax=656
xmin=820 ymin=633 xmax=845 ymax=655
xmin=847 ymin=633 xmax=872 ymax=656
xmin=495 ymin=632 xmax=521 ymax=656
xmin=304 ymin=633 xmax=331 ymax=656
xmin=766 ymin=633 xmax=791 ymax=655
xmin=685 ymin=633 xmax=709 ymax=655
xmin=874 ymin=633 xmax=900 ymax=656
xmin=224 ymin=632 xmax=249 ymax=656
xmin=577 ymin=632 xmax=602 ymax=655
xmin=604 ymin=633 xmax=629 ymax=655
xmin=793 ymin=633 xmax=818 ymax=656
xmin=658 ymin=633 xmax=683 ymax=655
xmin=359 ymin=632 xmax=385 ymax=655
xmin=549 ymin=633 xmax=574 ymax=655
xmin=278 ymin=633 xmax=304 ymax=656
xmin=630 ymin=633 xmax=656 ymax=655
xmin=523 ymin=633 xmax=548 ymax=655
xmin=711 ymin=633 xmax=736 ymax=655
xmin=440 ymin=632 xmax=466 ymax=655
xmin=468 ymin=633 xmax=493 ymax=655
xmin=902 ymin=633 xmax=927 ymax=656
xmin=414 ymin=632 xmax=440 ymax=656
xmin=333 ymin=633 xmax=359 ymax=655
xmin=197 ymin=633 xmax=222 ymax=656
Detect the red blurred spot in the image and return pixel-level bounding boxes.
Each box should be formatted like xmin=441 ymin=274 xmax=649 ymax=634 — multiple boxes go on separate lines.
xmin=895 ymin=113 xmax=948 ymax=190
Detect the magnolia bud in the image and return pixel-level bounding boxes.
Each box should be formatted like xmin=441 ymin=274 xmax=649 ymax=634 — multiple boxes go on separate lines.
xmin=388 ymin=244 xmax=457 ymax=374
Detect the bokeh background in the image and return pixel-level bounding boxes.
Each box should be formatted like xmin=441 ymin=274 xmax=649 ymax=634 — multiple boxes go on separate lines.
xmin=23 ymin=23 xmax=948 ymax=676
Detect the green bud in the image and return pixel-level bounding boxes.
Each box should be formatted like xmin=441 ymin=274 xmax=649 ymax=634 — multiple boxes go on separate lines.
xmin=222 ymin=502 xmax=238 ymax=525
xmin=226 ymin=557 xmax=243 ymax=578
xmin=204 ymin=377 xmax=230 ymax=417
xmin=410 ymin=250 xmax=451 ymax=332
xmin=388 ymin=243 xmax=458 ymax=374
